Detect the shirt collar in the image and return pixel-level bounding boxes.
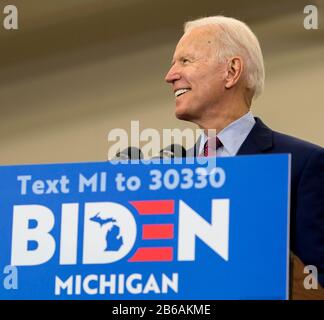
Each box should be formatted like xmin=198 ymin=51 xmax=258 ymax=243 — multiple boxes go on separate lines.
xmin=199 ymin=111 xmax=256 ymax=156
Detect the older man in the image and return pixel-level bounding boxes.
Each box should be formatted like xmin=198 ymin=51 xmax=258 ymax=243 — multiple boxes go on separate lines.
xmin=165 ymin=16 xmax=324 ymax=287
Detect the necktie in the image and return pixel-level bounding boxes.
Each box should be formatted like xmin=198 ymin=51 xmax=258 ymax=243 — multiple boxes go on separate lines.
xmin=203 ymin=137 xmax=222 ymax=157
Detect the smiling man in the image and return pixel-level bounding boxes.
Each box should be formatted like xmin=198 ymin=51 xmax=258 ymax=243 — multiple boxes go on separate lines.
xmin=165 ymin=20 xmax=259 ymax=133
xmin=165 ymin=16 xmax=324 ymax=288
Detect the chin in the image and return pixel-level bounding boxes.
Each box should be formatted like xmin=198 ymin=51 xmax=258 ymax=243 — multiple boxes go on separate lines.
xmin=175 ymin=109 xmax=192 ymax=122
xmin=175 ymin=106 xmax=186 ymax=119
xmin=175 ymin=100 xmax=198 ymax=121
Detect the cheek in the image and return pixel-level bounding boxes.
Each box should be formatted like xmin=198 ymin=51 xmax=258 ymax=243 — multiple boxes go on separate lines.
xmin=196 ymin=80 xmax=217 ymax=96
xmin=186 ymin=65 xmax=225 ymax=95
xmin=202 ymin=73 xmax=225 ymax=94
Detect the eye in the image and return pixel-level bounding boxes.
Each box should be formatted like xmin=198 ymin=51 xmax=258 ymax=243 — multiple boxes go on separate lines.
xmin=181 ymin=58 xmax=190 ymax=65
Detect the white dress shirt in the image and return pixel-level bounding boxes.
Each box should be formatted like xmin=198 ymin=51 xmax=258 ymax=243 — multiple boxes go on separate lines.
xmin=198 ymin=111 xmax=256 ymax=157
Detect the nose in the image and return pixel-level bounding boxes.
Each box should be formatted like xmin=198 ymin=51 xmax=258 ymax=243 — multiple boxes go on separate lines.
xmin=165 ymin=64 xmax=181 ymax=84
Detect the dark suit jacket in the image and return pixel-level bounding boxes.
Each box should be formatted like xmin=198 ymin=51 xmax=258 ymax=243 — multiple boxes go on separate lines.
xmin=191 ymin=117 xmax=324 ymax=286
xmin=238 ymin=118 xmax=324 ymax=287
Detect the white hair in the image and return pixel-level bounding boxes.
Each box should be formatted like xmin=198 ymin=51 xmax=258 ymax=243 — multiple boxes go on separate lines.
xmin=184 ymin=16 xmax=265 ymax=99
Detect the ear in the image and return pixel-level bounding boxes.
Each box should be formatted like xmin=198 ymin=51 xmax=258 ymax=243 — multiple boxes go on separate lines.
xmin=224 ymin=56 xmax=243 ymax=89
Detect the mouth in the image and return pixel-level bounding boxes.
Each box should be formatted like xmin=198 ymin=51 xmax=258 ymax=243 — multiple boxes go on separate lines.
xmin=174 ymin=88 xmax=191 ymax=98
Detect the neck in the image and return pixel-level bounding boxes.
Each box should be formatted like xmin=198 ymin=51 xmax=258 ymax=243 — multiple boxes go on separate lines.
xmin=197 ymin=100 xmax=250 ymax=133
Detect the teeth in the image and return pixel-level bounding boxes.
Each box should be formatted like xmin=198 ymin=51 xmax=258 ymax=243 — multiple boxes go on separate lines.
xmin=175 ymin=88 xmax=190 ymax=97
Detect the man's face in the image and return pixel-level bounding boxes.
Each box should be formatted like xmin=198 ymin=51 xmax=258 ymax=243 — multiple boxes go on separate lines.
xmin=165 ymin=26 xmax=227 ymax=123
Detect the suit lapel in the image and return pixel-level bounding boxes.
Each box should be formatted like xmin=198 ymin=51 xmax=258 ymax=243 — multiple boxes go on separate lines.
xmin=237 ymin=117 xmax=273 ymax=155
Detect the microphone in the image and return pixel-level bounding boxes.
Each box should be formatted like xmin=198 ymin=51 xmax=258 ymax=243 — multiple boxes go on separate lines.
xmin=113 ymin=147 xmax=143 ymax=160
xmin=159 ymin=144 xmax=186 ymax=158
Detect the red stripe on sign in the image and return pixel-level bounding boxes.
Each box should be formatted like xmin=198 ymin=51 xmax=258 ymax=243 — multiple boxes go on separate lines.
xmin=128 ymin=247 xmax=173 ymax=262
xmin=130 ymin=200 xmax=174 ymax=215
xmin=142 ymin=224 xmax=174 ymax=240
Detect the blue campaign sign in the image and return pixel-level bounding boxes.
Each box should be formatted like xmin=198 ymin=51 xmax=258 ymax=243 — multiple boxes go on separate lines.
xmin=0 ymin=154 xmax=290 ymax=300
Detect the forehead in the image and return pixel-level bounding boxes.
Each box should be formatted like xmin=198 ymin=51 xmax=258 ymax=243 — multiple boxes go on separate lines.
xmin=173 ymin=26 xmax=219 ymax=59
